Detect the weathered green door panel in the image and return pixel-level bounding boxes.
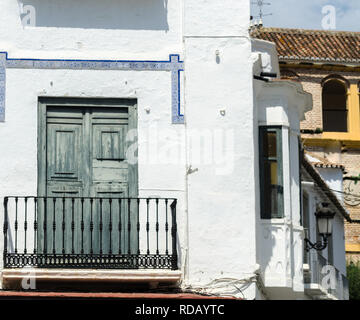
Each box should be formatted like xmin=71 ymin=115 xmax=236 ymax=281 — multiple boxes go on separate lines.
xmin=89 ymin=106 xmax=138 ymax=254
xmin=37 ymin=99 xmax=138 ymax=257
xmin=38 ymin=107 xmax=86 ymax=254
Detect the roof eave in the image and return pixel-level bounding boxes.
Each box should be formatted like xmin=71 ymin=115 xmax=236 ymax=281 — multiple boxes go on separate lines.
xmin=302 ymin=156 xmax=352 ymax=222
xmin=279 ymin=57 xmax=360 ymax=68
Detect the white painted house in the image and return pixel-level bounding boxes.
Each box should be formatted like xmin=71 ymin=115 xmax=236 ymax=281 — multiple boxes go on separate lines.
xmin=253 ymin=38 xmax=350 ymax=300
xmin=0 ymin=0 xmax=349 ymax=300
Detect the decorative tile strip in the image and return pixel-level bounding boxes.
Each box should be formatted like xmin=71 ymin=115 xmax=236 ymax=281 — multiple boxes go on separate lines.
xmin=0 ymin=52 xmax=184 ymax=124
xmin=0 ymin=53 xmax=6 ymax=122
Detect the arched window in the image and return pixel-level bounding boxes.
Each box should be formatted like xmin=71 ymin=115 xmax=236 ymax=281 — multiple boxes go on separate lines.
xmin=322 ymin=78 xmax=348 ymax=132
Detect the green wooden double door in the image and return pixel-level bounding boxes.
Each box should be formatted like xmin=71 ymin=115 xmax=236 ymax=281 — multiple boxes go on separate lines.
xmin=37 ymin=98 xmax=138 ymax=256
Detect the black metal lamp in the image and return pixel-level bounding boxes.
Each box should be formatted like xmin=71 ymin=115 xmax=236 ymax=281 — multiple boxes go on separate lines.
xmin=305 ymin=203 xmax=335 ymax=251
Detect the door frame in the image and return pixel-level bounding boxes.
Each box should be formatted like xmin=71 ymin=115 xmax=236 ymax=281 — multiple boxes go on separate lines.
xmin=37 ymin=97 xmax=138 ymax=198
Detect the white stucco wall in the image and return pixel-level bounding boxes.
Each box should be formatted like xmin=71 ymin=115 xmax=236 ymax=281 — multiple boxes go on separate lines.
xmin=301 ymin=167 xmax=348 ymax=299
xmin=184 ymin=36 xmax=257 ymax=297
xmin=332 ymin=214 xmax=346 ymax=276
xmin=251 ymin=39 xmax=280 ymax=77
xmin=253 ymin=38 xmax=315 ymax=299
xmin=302 ymin=163 xmax=346 ymax=275
xmin=0 ymin=0 xmax=260 ymax=299
xmin=1 ymin=0 xmax=182 ymax=60
xmin=0 ymin=0 xmax=349 ymax=300
xmin=182 ymin=0 xmax=258 ymax=299
xmin=316 ymin=168 xmax=344 ymax=203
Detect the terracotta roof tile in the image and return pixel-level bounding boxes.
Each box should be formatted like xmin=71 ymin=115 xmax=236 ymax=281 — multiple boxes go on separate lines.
xmin=305 ymin=151 xmax=345 ymax=170
xmin=302 ymin=155 xmax=351 ymax=222
xmin=251 ymin=27 xmax=360 ymax=64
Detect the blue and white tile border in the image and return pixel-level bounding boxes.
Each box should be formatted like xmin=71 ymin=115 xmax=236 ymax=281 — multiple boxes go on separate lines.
xmin=0 ymin=54 xmax=6 ymax=123
xmin=0 ymin=52 xmax=184 ymax=124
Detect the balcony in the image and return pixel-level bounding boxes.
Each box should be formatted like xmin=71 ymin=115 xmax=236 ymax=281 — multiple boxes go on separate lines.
xmin=304 ymin=250 xmax=349 ymax=300
xmin=2 ymin=196 xmax=180 ymax=288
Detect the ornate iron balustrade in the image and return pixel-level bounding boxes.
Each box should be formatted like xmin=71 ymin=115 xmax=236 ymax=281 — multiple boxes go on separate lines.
xmin=3 ymin=197 xmax=178 ymax=270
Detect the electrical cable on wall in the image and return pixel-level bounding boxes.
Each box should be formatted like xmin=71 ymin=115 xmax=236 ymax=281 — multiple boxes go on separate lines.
xmin=181 ymin=276 xmax=259 ymax=300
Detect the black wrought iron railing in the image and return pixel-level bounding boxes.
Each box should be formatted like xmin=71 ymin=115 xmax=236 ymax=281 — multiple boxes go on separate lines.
xmin=3 ymin=197 xmax=178 ymax=270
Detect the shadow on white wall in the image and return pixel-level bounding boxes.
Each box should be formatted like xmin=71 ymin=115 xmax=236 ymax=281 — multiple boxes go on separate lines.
xmin=19 ymin=0 xmax=169 ymax=30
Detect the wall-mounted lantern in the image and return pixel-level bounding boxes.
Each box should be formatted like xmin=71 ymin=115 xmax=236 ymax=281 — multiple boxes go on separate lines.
xmin=304 ymin=203 xmax=335 ymax=251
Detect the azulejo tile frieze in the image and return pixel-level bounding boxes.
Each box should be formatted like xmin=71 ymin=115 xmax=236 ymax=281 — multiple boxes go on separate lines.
xmin=0 ymin=54 xmax=6 ymax=122
xmin=0 ymin=52 xmax=184 ymax=124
